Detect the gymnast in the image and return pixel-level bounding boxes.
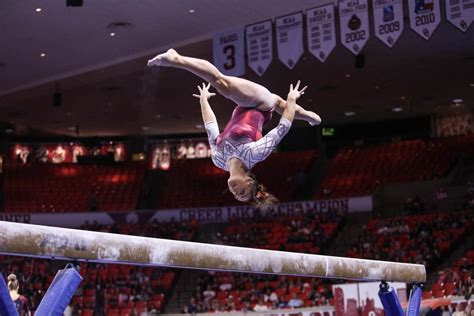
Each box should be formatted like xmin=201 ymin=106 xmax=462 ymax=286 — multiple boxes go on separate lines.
xmin=148 ymin=49 xmax=321 ymax=209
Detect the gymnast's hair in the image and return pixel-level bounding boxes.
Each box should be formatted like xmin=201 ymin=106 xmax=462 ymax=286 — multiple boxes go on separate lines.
xmin=248 ymin=172 xmax=278 ymax=210
xmin=7 ymin=274 xmax=19 ymax=291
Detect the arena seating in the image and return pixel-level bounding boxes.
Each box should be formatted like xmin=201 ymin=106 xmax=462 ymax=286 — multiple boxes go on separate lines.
xmin=422 ymin=248 xmax=474 ymax=300
xmin=189 ymin=209 xmax=344 ymax=312
xmin=347 ymin=210 xmax=474 ymax=271
xmin=3 ymin=162 xmax=145 ymax=213
xmin=317 ymin=134 xmax=474 ymax=198
xmin=0 ymin=221 xmax=196 ymax=315
xmin=156 ymin=150 xmax=317 ymax=208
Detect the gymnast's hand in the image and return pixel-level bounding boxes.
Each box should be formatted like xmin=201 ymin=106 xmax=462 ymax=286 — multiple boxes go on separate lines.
xmin=287 ymin=80 xmax=307 ymax=101
xmin=193 ymin=83 xmax=216 ymax=101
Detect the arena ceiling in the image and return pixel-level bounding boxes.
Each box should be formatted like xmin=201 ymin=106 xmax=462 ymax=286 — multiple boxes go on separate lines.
xmin=0 ymin=0 xmax=473 ymax=137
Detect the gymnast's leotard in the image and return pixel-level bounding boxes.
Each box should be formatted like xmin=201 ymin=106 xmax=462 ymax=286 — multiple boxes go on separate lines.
xmin=205 ymin=106 xmax=291 ymax=171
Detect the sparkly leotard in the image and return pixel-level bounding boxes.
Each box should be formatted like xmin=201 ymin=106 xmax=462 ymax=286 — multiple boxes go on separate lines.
xmin=205 ymin=106 xmax=292 ymax=171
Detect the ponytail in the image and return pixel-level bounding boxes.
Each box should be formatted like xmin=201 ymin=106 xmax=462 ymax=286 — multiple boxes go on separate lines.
xmin=7 ymin=274 xmax=19 ymax=291
xmin=248 ymin=172 xmax=278 ymax=210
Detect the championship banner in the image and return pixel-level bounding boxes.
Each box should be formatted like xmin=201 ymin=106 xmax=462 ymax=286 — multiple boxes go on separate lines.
xmin=213 ymin=28 xmax=245 ymax=77
xmin=408 ymin=0 xmax=441 ymax=39
xmin=245 ymin=20 xmax=273 ymax=76
xmin=275 ymin=12 xmax=304 ymax=69
xmin=373 ymin=0 xmax=405 ymax=47
xmin=445 ymin=0 xmax=474 ymax=31
xmin=306 ymin=4 xmax=337 ymax=62
xmin=0 ymin=196 xmax=374 ymax=228
xmin=339 ymin=0 xmax=370 ymax=55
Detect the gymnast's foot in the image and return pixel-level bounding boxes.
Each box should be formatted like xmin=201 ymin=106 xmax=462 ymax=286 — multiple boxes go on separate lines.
xmin=147 ymin=48 xmax=179 ymax=67
xmin=307 ymin=111 xmax=322 ymax=126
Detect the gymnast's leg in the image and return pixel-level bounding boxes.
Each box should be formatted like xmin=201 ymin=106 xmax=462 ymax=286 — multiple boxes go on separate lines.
xmin=147 ymin=49 xmax=276 ymax=111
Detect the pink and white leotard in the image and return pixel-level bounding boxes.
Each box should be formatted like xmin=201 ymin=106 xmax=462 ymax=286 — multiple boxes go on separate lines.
xmin=205 ymin=106 xmax=292 ymax=171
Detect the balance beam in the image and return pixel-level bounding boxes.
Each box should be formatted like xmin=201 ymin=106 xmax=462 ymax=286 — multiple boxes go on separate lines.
xmin=0 ymin=222 xmax=426 ymax=283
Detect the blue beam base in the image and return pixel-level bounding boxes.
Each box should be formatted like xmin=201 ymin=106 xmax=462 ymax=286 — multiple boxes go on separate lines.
xmin=35 ymin=265 xmax=83 ymax=316
xmin=378 ymin=281 xmax=405 ymax=316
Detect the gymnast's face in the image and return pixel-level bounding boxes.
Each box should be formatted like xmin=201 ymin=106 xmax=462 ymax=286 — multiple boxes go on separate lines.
xmin=228 ymin=175 xmax=253 ymax=202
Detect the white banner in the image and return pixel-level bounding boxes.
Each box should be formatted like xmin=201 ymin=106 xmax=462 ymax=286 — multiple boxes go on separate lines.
xmin=445 ymin=0 xmax=474 ymax=31
xmin=0 ymin=196 xmax=373 ymax=228
xmin=245 ymin=20 xmax=273 ymax=76
xmin=339 ymin=0 xmax=370 ymax=55
xmin=213 ymin=28 xmax=245 ymax=77
xmin=306 ymin=4 xmax=337 ymax=62
xmin=373 ymin=0 xmax=405 ymax=47
xmin=275 ymin=12 xmax=304 ymax=69
xmin=408 ymin=0 xmax=442 ymax=39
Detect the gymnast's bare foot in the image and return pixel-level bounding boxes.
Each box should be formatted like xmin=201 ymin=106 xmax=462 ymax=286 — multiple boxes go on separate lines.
xmin=147 ymin=48 xmax=179 ymax=67
xmin=307 ymin=111 xmax=322 ymax=126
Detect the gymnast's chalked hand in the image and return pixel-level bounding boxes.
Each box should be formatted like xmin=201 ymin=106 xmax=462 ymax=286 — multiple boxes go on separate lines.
xmin=192 ymin=83 xmax=216 ymax=100
xmin=287 ymin=80 xmax=307 ymax=101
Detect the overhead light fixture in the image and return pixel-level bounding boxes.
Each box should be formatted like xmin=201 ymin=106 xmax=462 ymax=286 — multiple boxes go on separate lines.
xmin=345 ymin=74 xmax=351 ymax=78
xmin=195 ymin=124 xmax=204 ymax=129
xmin=67 ymin=126 xmax=76 ymax=131
xmin=142 ymin=126 xmax=150 ymax=131
xmin=155 ymin=114 xmax=161 ymax=119
xmin=470 ymin=83 xmax=474 ymax=87
xmin=392 ymin=107 xmax=403 ymax=112
xmin=189 ymin=9 xmax=195 ymax=13
xmin=40 ymin=53 xmax=46 ymax=57
xmin=452 ymin=98 xmax=463 ymax=103
xmin=344 ymin=111 xmax=356 ymax=117
xmin=375 ymin=85 xmax=380 ymax=89
xmin=110 ymin=32 xmax=115 ymax=37
xmin=4 ymin=128 xmax=14 ymax=134
xmin=36 ymin=8 xmax=42 ymax=12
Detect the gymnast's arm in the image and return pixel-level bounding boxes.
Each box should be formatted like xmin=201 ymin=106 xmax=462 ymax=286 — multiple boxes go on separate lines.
xmin=193 ymin=83 xmax=219 ymax=151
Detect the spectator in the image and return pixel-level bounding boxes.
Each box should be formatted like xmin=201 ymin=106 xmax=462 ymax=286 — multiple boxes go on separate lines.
xmin=452 ymin=304 xmax=465 ymax=316
xmin=253 ymin=298 xmax=269 ymax=312
xmin=441 ymin=306 xmax=452 ymax=316
xmin=8 ymin=274 xmax=30 ymax=316
xmin=287 ymin=293 xmax=303 ymax=308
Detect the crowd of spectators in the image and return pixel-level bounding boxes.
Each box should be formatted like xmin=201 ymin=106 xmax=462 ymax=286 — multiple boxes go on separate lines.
xmin=0 ymin=220 xmax=197 ymax=315
xmin=187 ymin=208 xmax=345 ymax=313
xmin=347 ymin=210 xmax=474 ymax=270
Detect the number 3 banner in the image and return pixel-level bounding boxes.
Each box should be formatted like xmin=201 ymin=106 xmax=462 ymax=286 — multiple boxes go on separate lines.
xmin=408 ymin=0 xmax=441 ymax=39
xmin=339 ymin=0 xmax=370 ymax=55
xmin=275 ymin=12 xmax=304 ymax=69
xmin=373 ymin=0 xmax=404 ymax=47
xmin=213 ymin=28 xmax=245 ymax=77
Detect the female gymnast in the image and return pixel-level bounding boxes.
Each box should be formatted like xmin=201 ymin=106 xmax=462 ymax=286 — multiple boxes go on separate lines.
xmin=147 ymin=49 xmax=321 ymax=209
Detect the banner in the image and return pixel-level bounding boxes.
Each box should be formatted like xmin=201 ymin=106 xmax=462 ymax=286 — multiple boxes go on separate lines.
xmin=333 ymin=282 xmax=407 ymax=315
xmin=0 ymin=196 xmax=373 ymax=228
xmin=408 ymin=0 xmax=442 ymax=39
xmin=339 ymin=0 xmax=370 ymax=55
xmin=445 ymin=0 xmax=474 ymax=31
xmin=213 ymin=28 xmax=245 ymax=77
xmin=306 ymin=4 xmax=337 ymax=62
xmin=373 ymin=0 xmax=405 ymax=47
xmin=10 ymin=142 xmax=126 ymax=164
xmin=275 ymin=12 xmax=304 ymax=69
xmin=245 ymin=20 xmax=273 ymax=76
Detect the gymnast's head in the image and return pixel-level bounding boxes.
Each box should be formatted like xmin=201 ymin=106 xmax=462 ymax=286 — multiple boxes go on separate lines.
xmin=227 ymin=171 xmax=277 ymax=209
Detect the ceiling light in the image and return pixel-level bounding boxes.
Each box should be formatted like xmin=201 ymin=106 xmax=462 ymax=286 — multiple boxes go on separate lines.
xmin=345 ymin=74 xmax=351 ymax=78
xmin=142 ymin=126 xmax=150 ymax=131
xmin=470 ymin=83 xmax=474 ymax=87
xmin=36 ymin=8 xmax=42 ymax=12
xmin=392 ymin=107 xmax=403 ymax=112
xmin=40 ymin=53 xmax=46 ymax=57
xmin=344 ymin=111 xmax=356 ymax=117
xmin=155 ymin=114 xmax=161 ymax=119
xmin=67 ymin=126 xmax=76 ymax=131
xmin=110 ymin=32 xmax=115 ymax=37
xmin=375 ymin=85 xmax=380 ymax=89
xmin=189 ymin=9 xmax=195 ymax=13
xmin=4 ymin=128 xmax=14 ymax=134
xmin=452 ymin=98 xmax=463 ymax=103
xmin=195 ymin=124 xmax=204 ymax=129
